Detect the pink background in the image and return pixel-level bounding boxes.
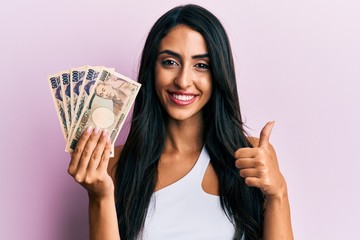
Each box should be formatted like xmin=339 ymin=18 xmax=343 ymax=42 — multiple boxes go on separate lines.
xmin=1 ymin=0 xmax=359 ymax=239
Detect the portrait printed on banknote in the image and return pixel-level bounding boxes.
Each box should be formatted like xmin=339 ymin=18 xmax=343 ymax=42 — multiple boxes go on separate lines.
xmin=94 ymin=74 xmax=137 ymax=116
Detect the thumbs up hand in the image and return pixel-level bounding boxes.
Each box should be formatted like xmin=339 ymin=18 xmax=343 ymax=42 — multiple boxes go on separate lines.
xmin=235 ymin=121 xmax=287 ymax=199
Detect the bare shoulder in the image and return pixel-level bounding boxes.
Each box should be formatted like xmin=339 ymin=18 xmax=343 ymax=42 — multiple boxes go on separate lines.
xmin=108 ymin=145 xmax=124 ymax=181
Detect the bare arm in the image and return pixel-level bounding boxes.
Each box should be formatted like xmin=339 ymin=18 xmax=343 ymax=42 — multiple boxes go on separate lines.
xmin=263 ymin=180 xmax=293 ymax=240
xmin=68 ymin=127 xmax=123 ymax=240
xmin=89 ymin=194 xmax=120 ymax=240
xmin=235 ymin=122 xmax=294 ymax=239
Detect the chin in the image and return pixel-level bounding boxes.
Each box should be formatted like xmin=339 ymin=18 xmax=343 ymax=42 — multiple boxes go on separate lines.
xmin=165 ymin=109 xmax=203 ymax=122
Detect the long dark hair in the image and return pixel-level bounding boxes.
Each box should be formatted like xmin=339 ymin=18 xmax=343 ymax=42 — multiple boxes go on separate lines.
xmin=115 ymin=4 xmax=264 ymax=240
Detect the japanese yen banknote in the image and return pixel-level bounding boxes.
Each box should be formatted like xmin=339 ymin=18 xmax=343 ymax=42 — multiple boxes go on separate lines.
xmin=48 ymin=66 xmax=141 ymax=157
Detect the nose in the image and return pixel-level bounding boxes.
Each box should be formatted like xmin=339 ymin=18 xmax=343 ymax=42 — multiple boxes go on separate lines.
xmin=174 ymin=65 xmax=193 ymax=89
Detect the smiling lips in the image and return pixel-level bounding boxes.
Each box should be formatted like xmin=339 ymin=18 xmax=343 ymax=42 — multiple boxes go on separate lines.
xmin=168 ymin=92 xmax=197 ymax=105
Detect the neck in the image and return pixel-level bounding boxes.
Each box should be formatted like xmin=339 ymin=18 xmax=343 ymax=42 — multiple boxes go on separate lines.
xmin=164 ymin=113 xmax=204 ymax=154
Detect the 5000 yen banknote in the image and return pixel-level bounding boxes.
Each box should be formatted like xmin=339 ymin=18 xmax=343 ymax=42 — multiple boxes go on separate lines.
xmin=69 ymin=66 xmax=102 ymax=142
xmin=70 ymin=66 xmax=87 ymax=121
xmin=48 ymin=74 xmax=68 ymax=140
xmin=59 ymin=70 xmax=72 ymax=131
xmin=67 ymin=69 xmax=141 ymax=156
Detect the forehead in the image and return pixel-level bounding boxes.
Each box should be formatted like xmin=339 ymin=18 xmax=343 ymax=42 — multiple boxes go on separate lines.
xmin=158 ymin=25 xmax=208 ymax=55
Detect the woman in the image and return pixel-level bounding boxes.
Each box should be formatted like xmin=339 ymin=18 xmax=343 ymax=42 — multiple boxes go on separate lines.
xmin=68 ymin=4 xmax=293 ymax=240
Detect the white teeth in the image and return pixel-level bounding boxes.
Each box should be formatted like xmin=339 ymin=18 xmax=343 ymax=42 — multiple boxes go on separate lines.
xmin=172 ymin=94 xmax=195 ymax=101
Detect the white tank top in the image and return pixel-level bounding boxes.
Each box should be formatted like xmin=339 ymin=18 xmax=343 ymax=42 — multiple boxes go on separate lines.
xmin=140 ymin=147 xmax=237 ymax=240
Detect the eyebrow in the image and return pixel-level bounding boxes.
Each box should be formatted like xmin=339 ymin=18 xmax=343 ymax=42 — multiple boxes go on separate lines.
xmin=158 ymin=50 xmax=209 ymax=59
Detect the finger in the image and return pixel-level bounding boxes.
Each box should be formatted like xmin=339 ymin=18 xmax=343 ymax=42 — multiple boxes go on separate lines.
xmin=234 ymin=148 xmax=257 ymax=159
xmin=75 ymin=127 xmax=102 ymax=181
xmin=98 ymin=136 xmax=111 ymax=172
xmin=258 ymin=121 xmax=275 ymax=148
xmin=235 ymin=158 xmax=256 ymax=169
xmin=87 ymin=129 xmax=109 ymax=172
xmin=68 ymin=126 xmax=93 ymax=175
xmin=244 ymin=177 xmax=263 ymax=189
xmin=239 ymin=168 xmax=258 ymax=178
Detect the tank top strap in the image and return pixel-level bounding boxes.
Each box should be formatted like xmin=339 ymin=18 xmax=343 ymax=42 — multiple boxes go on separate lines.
xmin=188 ymin=146 xmax=210 ymax=184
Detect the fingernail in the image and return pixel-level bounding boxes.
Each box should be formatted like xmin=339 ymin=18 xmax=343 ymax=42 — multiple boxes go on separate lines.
xmin=102 ymin=129 xmax=108 ymax=137
xmin=94 ymin=127 xmax=99 ymax=134
xmin=86 ymin=126 xmax=93 ymax=133
xmin=107 ymin=136 xmax=111 ymax=143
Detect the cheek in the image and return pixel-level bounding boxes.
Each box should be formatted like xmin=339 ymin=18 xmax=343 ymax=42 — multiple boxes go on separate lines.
xmin=200 ymin=76 xmax=212 ymax=98
xmin=154 ymin=66 xmax=169 ymax=96
xmin=206 ymin=78 xmax=212 ymax=93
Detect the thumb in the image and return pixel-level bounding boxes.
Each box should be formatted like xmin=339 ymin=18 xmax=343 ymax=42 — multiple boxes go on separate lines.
xmin=258 ymin=121 xmax=275 ymax=147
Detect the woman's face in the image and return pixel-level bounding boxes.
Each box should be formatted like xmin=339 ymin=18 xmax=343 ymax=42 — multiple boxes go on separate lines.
xmin=155 ymin=25 xmax=212 ymax=122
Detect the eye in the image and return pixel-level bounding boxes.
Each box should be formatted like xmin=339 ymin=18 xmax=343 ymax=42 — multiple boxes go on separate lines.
xmin=194 ymin=63 xmax=210 ymax=70
xmin=161 ymin=59 xmax=179 ymax=67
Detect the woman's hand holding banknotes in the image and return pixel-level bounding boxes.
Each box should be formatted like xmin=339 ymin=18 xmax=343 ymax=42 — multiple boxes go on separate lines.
xmin=67 ymin=126 xmax=114 ymax=200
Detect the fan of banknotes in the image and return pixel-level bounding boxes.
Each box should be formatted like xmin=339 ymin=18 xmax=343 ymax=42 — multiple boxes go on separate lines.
xmin=48 ymin=66 xmax=141 ymax=156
